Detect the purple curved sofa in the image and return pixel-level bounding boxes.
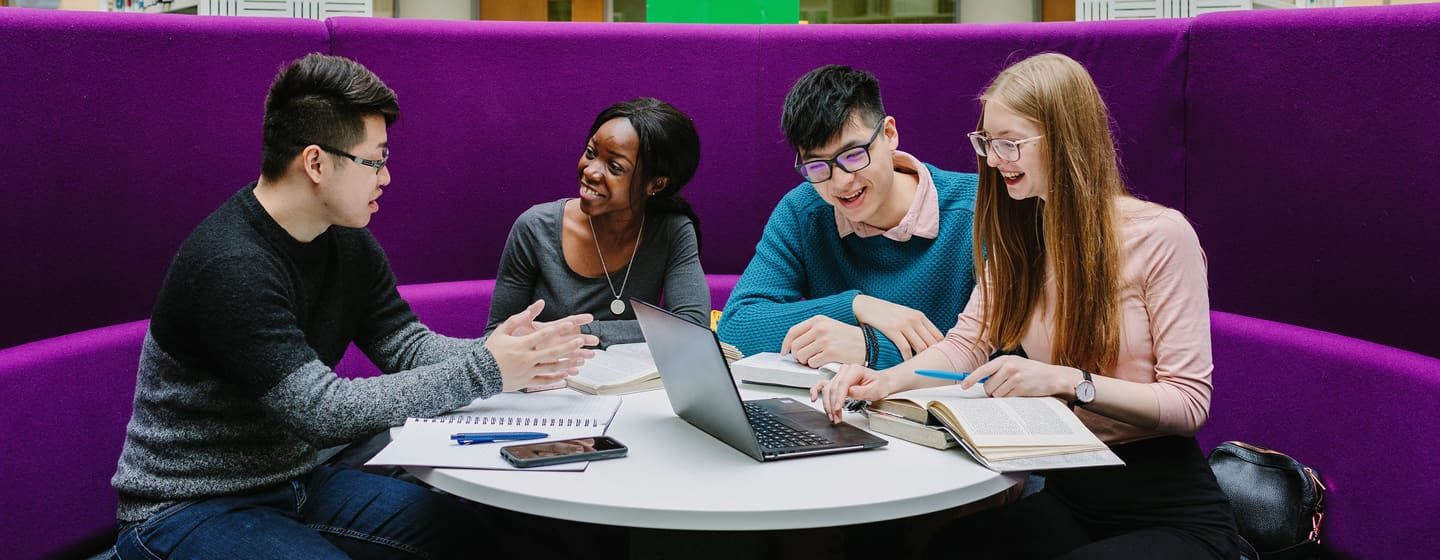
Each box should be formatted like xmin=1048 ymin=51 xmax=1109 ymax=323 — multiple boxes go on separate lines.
xmin=3 ymin=5 xmax=1440 ymax=559
xmin=5 ymin=275 xmax=1439 ymax=558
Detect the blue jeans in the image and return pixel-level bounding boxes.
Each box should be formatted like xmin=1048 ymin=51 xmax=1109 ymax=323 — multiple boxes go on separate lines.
xmin=110 ymin=465 xmax=492 ymax=559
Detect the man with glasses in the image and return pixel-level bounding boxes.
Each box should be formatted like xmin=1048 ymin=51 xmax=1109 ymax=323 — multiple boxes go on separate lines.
xmin=108 ymin=54 xmax=598 ymax=559
xmin=720 ymin=64 xmax=979 ymax=371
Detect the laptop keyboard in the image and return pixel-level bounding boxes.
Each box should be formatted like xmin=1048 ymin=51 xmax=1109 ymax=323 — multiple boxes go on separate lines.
xmin=743 ymin=402 xmax=835 ymax=450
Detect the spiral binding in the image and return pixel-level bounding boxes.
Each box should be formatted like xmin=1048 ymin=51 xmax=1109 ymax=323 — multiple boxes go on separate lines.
xmin=414 ymin=416 xmax=598 ymax=427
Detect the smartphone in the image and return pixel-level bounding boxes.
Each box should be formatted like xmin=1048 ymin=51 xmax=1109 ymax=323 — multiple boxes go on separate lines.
xmin=500 ymin=436 xmax=628 ymax=468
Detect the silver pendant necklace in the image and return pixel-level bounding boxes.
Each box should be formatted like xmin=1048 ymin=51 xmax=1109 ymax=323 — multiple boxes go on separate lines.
xmin=587 ymin=210 xmax=645 ymax=316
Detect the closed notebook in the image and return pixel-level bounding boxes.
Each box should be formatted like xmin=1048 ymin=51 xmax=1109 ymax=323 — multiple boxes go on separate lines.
xmin=366 ymin=391 xmax=622 ymax=471
xmin=566 ymin=343 xmax=661 ymax=395
xmin=879 ymin=385 xmax=1123 ymax=472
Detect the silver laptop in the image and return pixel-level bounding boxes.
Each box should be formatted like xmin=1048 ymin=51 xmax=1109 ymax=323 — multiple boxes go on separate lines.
xmin=632 ymin=298 xmax=887 ymax=461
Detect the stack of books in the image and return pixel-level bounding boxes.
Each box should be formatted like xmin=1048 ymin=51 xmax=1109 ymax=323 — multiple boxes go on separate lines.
xmin=865 ymin=403 xmax=959 ymax=450
xmin=719 ymin=341 xmax=743 ymax=363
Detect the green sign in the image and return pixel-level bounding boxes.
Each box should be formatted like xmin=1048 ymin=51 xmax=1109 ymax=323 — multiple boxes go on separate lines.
xmin=646 ymin=0 xmax=800 ymax=24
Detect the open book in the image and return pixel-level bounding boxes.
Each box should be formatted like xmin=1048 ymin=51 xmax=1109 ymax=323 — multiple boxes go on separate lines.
xmin=567 ymin=343 xmax=661 ymax=395
xmin=730 ymin=352 xmax=838 ymax=389
xmin=365 ymin=391 xmax=622 ymax=471
xmin=878 ymin=385 xmax=1123 ymax=472
xmin=565 ymin=341 xmax=745 ymax=395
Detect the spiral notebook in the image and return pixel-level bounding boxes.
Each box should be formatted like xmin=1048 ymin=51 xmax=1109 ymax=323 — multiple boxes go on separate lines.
xmin=365 ymin=391 xmax=622 ymax=471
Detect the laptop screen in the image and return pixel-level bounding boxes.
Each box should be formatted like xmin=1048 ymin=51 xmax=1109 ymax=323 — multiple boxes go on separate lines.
xmin=631 ymin=299 xmax=765 ymax=460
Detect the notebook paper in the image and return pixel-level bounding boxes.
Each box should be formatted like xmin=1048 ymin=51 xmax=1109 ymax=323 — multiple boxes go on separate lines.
xmin=366 ymin=391 xmax=622 ymax=471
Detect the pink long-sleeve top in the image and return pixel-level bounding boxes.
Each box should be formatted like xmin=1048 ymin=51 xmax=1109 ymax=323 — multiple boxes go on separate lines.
xmin=934 ymin=199 xmax=1212 ymax=444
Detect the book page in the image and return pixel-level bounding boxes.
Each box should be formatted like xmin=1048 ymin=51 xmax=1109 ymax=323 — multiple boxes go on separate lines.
xmin=573 ymin=349 xmax=656 ymax=387
xmin=932 ymin=397 xmax=1100 ymax=448
xmin=979 ymin=448 xmax=1124 ymax=471
xmin=875 ymin=384 xmax=987 ymax=421
xmin=888 ymin=384 xmax=988 ymax=406
xmin=945 ymin=430 xmax=1123 ymax=472
xmin=604 ymin=343 xmax=653 ymax=361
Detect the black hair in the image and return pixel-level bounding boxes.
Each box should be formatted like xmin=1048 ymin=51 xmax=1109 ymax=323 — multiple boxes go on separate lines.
xmin=781 ymin=65 xmax=886 ymax=153
xmin=260 ymin=53 xmax=399 ymax=180
xmin=589 ymin=97 xmax=704 ymax=252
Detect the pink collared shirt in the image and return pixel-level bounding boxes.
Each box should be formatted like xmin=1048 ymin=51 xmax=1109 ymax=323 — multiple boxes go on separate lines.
xmin=933 ymin=199 xmax=1214 ymax=444
xmin=834 ymin=151 xmax=940 ymax=241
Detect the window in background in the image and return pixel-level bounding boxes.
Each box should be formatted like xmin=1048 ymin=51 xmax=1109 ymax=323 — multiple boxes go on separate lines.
xmin=477 ymin=0 xmax=607 ymax=21
xmin=803 ymin=0 xmax=958 ymax=23
xmin=11 ymin=0 xmax=61 ymax=7
xmin=610 ymin=0 xmax=645 ymax=21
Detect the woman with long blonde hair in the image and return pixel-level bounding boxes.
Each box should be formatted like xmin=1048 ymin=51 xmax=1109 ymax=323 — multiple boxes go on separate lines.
xmin=815 ymin=53 xmax=1245 ymax=558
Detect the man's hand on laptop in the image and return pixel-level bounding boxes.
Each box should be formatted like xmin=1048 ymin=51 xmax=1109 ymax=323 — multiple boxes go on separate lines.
xmin=781 ymin=315 xmax=866 ymax=367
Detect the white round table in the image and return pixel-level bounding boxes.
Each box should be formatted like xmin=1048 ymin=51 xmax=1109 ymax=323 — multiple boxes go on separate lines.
xmin=407 ymin=382 xmax=1020 ymax=531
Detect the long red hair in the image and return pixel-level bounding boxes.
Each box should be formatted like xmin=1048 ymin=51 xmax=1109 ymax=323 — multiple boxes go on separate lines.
xmin=972 ymin=53 xmax=1129 ymax=374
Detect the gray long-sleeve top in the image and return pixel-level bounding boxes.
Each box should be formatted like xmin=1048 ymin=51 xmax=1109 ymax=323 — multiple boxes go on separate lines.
xmin=113 ymin=185 xmax=502 ymax=523
xmin=485 ymin=199 xmax=710 ymax=346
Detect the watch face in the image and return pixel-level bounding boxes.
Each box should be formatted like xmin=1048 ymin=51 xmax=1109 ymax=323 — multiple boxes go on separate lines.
xmin=1077 ymin=381 xmax=1096 ymax=403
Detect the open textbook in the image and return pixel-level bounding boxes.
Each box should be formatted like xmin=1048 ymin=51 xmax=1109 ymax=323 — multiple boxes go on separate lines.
xmin=366 ymin=391 xmax=622 ymax=471
xmin=565 ymin=341 xmax=745 ymax=395
xmin=567 ymin=343 xmax=661 ymax=395
xmin=876 ymin=385 xmax=1123 ymax=472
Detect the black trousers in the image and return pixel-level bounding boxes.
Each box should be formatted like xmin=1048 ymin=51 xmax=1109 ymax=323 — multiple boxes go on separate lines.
xmin=928 ymin=436 xmax=1245 ymax=560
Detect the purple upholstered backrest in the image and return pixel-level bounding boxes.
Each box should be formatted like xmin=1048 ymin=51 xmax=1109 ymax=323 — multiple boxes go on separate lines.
xmin=0 ymin=320 xmax=147 ymax=560
xmin=752 ymin=19 xmax=1190 ymax=209
xmin=325 ymin=16 xmax=1188 ymax=304
xmin=4 ymin=7 xmax=1439 ymax=360
xmin=1186 ymin=5 xmax=1440 ymax=358
xmin=0 ymin=9 xmax=330 ymax=349
xmin=1200 ymin=311 xmax=1440 ymax=558
xmin=325 ymin=18 xmax=769 ymax=300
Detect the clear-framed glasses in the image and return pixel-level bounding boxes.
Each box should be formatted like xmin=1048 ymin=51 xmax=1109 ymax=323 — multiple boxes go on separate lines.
xmin=302 ymin=141 xmax=389 ymax=175
xmin=793 ymin=121 xmax=886 ymax=183
xmin=967 ymin=132 xmax=1043 ymax=163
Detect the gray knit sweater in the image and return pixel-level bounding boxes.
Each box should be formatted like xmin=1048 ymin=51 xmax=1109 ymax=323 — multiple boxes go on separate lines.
xmin=111 ymin=185 xmax=503 ymax=523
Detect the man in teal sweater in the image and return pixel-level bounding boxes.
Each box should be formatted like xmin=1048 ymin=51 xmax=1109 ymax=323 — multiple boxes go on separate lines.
xmin=720 ymin=65 xmax=978 ymax=370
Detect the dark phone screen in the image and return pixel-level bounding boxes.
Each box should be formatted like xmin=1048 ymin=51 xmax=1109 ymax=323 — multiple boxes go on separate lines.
xmin=504 ymin=436 xmax=625 ymax=460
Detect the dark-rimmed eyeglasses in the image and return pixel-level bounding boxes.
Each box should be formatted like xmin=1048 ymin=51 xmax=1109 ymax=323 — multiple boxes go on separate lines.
xmin=301 ymin=141 xmax=389 ymax=175
xmin=794 ymin=121 xmax=886 ymax=184
xmin=967 ymin=132 xmax=1043 ymax=163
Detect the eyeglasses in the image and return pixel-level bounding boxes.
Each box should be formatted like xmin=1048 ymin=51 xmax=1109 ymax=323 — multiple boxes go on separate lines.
xmin=302 ymin=141 xmax=389 ymax=175
xmin=793 ymin=121 xmax=886 ymax=184
xmin=967 ymin=132 xmax=1043 ymax=163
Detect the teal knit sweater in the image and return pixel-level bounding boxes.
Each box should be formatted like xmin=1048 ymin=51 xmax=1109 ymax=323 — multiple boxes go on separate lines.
xmin=719 ymin=164 xmax=978 ymax=369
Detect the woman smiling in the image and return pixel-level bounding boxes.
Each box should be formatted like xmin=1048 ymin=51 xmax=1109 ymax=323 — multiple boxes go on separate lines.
xmin=485 ymin=98 xmax=709 ymax=347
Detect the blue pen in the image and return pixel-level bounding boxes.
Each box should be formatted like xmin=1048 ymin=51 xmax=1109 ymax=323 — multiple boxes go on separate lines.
xmin=450 ymin=432 xmax=548 ymax=445
xmin=915 ymin=369 xmax=991 ymax=384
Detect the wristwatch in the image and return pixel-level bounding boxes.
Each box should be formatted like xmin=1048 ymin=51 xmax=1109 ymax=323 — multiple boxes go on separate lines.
xmin=1070 ymin=369 xmax=1095 ymax=408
